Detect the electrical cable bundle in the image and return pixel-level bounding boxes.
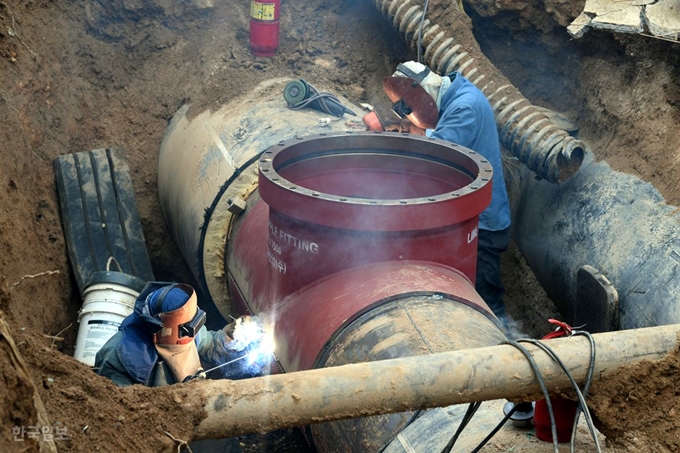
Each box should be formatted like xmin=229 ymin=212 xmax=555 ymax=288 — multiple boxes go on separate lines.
xmin=440 ymin=321 xmax=602 ymax=453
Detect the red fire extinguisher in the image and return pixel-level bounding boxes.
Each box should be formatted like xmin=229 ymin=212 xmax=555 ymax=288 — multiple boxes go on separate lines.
xmin=533 ymin=319 xmax=580 ymax=444
xmin=249 ymin=0 xmax=280 ymax=57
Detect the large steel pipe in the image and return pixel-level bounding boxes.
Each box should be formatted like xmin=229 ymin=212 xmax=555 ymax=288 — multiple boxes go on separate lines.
xmin=232 ymin=131 xmax=505 ymax=451
xmin=226 ymin=133 xmax=500 ymax=371
xmin=159 ymin=79 xmax=505 ymax=452
xmin=309 ymin=294 xmax=505 ymax=452
xmin=228 ymin=133 xmax=498 ymax=370
xmin=512 ymin=154 xmax=680 ymax=330
xmin=372 ymin=0 xmax=585 ymax=183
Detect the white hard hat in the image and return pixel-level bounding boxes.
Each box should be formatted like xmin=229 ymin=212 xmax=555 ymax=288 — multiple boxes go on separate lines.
xmin=392 ymin=61 xmax=444 ymax=106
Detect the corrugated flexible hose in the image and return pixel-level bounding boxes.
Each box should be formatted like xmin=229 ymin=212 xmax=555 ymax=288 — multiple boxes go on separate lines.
xmin=373 ymin=0 xmax=585 ymax=183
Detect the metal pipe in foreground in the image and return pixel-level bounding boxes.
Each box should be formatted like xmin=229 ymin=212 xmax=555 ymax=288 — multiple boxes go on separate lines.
xmin=187 ymin=324 xmax=680 ymax=441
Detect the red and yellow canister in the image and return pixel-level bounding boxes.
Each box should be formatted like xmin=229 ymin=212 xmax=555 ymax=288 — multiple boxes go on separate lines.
xmin=249 ymin=0 xmax=280 ymax=57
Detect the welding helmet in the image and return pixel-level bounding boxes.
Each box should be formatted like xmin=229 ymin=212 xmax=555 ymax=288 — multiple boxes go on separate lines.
xmin=135 ymin=282 xmax=206 ymax=344
xmin=382 ymin=61 xmax=443 ymax=130
xmin=136 ymin=282 xmax=206 ymax=382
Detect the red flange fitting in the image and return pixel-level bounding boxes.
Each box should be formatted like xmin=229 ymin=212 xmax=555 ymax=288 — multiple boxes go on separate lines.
xmin=257 ymin=132 xmax=493 ymax=299
xmin=228 ymin=132 xmax=497 ymax=371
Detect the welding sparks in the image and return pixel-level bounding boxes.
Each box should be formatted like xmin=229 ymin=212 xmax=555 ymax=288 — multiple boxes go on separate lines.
xmin=203 ymin=315 xmax=276 ymax=379
xmin=233 ymin=317 xmax=276 ymax=367
xmin=202 ymin=350 xmax=263 ymax=375
xmin=247 ymin=331 xmax=276 ymax=366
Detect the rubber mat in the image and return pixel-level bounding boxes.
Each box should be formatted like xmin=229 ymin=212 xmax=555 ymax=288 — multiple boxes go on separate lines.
xmin=54 ymin=148 xmax=155 ymax=295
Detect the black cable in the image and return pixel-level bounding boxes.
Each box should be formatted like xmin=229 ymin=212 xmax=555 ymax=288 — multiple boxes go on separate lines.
xmin=519 ymin=337 xmax=602 ymax=453
xmin=374 ymin=329 xmax=599 ymax=453
xmin=470 ymin=403 xmax=518 ymax=453
xmin=569 ymin=331 xmax=598 ymax=453
xmin=502 ymin=339 xmax=560 ymax=453
xmin=417 ymin=0 xmax=431 ymax=64
xmin=288 ymin=81 xmax=356 ymax=117
xmin=439 ymin=401 xmax=481 ymax=453
xmin=374 ymin=409 xmax=423 ymax=453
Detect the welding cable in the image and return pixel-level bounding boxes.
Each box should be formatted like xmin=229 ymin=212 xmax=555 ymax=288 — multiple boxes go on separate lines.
xmin=439 ymin=401 xmax=482 ymax=453
xmin=568 ymin=331 xmax=598 ymax=453
xmin=416 ymin=0 xmax=431 ymax=63
xmin=374 ymin=409 xmax=424 ymax=453
xmin=501 ymin=339 xmax=560 ymax=453
xmin=519 ymin=337 xmax=602 ymax=453
xmin=469 ymin=403 xmax=519 ymax=453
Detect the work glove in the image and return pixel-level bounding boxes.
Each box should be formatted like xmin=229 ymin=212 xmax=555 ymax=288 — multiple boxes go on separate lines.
xmin=199 ymin=316 xmax=268 ymax=380
xmin=222 ymin=315 xmax=260 ymax=345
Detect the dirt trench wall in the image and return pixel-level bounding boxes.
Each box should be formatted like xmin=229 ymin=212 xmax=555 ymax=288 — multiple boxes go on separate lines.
xmin=0 ymin=317 xmax=56 ymax=453
xmin=0 ymin=0 xmax=411 ymax=344
xmin=2 ymin=0 xmax=680 ymax=452
xmin=466 ymin=0 xmax=680 ymax=208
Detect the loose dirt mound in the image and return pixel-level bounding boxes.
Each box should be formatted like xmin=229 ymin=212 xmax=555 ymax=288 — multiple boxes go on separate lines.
xmin=588 ymin=343 xmax=680 ymax=452
xmin=12 ymin=327 xmax=201 ymax=453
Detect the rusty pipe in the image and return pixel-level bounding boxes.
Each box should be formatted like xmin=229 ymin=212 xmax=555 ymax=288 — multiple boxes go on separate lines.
xmin=184 ymin=324 xmax=680 ymax=442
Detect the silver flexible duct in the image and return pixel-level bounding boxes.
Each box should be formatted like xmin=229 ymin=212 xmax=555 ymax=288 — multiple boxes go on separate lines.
xmin=374 ymin=0 xmax=585 ymax=183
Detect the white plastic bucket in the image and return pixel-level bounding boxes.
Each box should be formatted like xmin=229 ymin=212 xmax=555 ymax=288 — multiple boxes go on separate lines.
xmin=73 ymin=282 xmax=140 ymax=366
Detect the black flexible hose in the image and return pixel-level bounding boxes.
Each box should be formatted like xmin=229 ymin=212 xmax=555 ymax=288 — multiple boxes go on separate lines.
xmin=568 ymin=331 xmax=598 ymax=453
xmin=470 ymin=403 xmax=518 ymax=453
xmin=376 ymin=329 xmax=600 ymax=452
xmin=416 ymin=0 xmax=431 ymax=63
xmin=439 ymin=401 xmax=481 ymax=453
xmin=519 ymin=338 xmax=602 ymax=452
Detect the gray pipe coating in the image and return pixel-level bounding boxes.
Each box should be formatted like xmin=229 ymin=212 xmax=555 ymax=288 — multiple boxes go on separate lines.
xmin=512 ymin=153 xmax=680 ymax=330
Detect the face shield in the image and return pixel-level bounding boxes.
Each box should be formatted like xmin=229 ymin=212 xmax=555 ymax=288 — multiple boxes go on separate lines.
xmin=144 ymin=283 xmax=206 ymax=383
xmin=382 ymin=62 xmax=443 ymax=130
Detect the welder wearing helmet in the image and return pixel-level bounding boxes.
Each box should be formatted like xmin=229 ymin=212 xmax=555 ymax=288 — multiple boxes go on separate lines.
xmin=95 ymin=282 xmax=266 ymax=387
xmin=365 ymin=61 xmax=511 ymax=322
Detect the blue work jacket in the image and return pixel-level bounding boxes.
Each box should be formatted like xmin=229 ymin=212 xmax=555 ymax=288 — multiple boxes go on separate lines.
xmin=431 ymin=72 xmax=511 ymax=232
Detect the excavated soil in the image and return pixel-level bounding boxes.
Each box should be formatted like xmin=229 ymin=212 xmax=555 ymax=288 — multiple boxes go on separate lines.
xmin=1 ymin=0 xmax=680 ymax=451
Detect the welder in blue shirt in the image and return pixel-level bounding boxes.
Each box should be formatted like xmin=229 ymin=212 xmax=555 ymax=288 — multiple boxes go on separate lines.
xmin=95 ymin=282 xmax=268 ymax=387
xmin=363 ymin=61 xmax=512 ymax=322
